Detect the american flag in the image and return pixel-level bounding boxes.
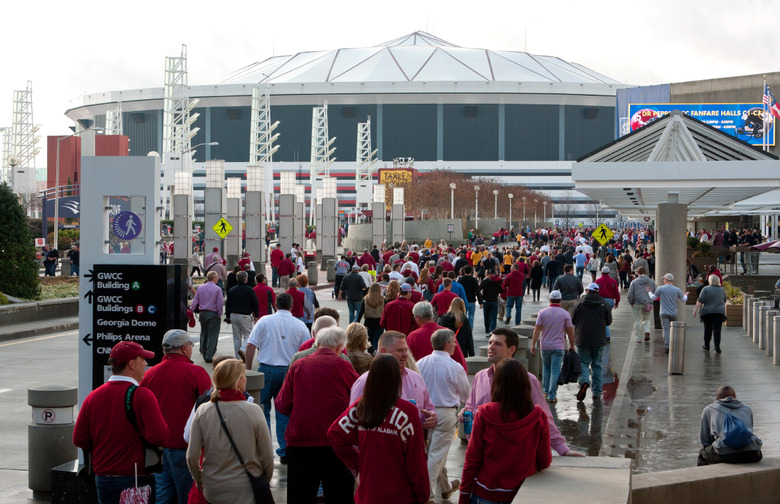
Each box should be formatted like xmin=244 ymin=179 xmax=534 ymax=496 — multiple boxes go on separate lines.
xmin=764 ymin=85 xmax=780 ymax=119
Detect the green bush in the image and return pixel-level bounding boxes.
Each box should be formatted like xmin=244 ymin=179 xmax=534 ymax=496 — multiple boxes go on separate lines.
xmin=687 ymin=236 xmax=699 ymax=249
xmin=46 ymin=229 xmax=80 ymax=250
xmin=0 ymin=291 xmax=9 ymax=305
xmin=0 ymin=182 xmax=40 ymax=299
xmin=697 ymin=241 xmax=712 ymax=256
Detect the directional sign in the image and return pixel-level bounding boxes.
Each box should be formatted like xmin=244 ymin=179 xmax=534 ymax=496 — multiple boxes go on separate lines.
xmin=213 ymin=218 xmax=233 ymax=239
xmin=593 ymin=224 xmax=614 ymax=246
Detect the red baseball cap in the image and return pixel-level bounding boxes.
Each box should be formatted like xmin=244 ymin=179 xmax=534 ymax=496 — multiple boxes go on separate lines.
xmin=213 ymin=247 xmax=219 ymax=252
xmin=109 ymin=341 xmax=155 ymax=364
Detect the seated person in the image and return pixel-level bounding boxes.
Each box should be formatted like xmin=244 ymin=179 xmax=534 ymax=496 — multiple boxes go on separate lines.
xmin=698 ymin=385 xmax=762 ymax=466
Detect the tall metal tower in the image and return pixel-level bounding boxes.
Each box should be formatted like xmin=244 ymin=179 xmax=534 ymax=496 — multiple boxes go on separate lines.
xmin=249 ymin=79 xmax=280 ymax=223
xmin=309 ymin=101 xmax=336 ymax=225
xmin=163 ymin=44 xmax=199 ymax=170
xmin=0 ymin=127 xmax=10 ymax=184
xmin=105 ymin=102 xmax=123 ymax=136
xmin=355 ymin=116 xmax=378 ymax=209
xmin=10 ymin=81 xmax=40 ymax=198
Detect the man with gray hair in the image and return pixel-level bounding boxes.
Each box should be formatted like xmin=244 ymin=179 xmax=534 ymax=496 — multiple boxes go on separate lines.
xmin=140 ymin=329 xmax=212 ymax=504
xmin=288 ymin=315 xmax=339 ymax=366
xmin=649 ymin=273 xmax=687 ymax=354
xmin=408 ymin=301 xmax=468 ymax=372
xmin=417 ymin=329 xmax=471 ymax=501
xmin=225 ymin=270 xmax=259 ymax=360
xmin=277 ymin=326 xmax=359 ymax=502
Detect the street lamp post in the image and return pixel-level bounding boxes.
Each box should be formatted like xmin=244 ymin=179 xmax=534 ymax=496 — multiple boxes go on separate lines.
xmin=508 ymin=193 xmax=513 ymax=229
xmin=493 ymin=189 xmax=499 ymax=219
xmin=543 ymin=201 xmax=548 ymax=225
xmin=474 ymin=185 xmax=480 ymax=230
xmin=534 ymin=199 xmax=538 ymax=228
xmin=54 ymin=126 xmax=104 ymax=250
xmin=522 ymin=196 xmax=527 ymax=227
xmin=450 ymin=183 xmax=456 ymax=220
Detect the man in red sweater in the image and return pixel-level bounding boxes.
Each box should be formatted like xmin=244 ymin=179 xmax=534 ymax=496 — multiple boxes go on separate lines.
xmin=141 ymin=330 xmax=211 ymax=504
xmin=270 ymin=244 xmax=285 ymax=287
xmin=380 ymin=283 xmax=418 ymax=336
xmin=277 ymin=253 xmax=296 ymax=290
xmin=431 ymin=278 xmax=458 ymax=319
xmin=357 ymin=248 xmax=376 ymax=270
xmin=502 ymin=264 xmax=525 ymax=325
xmin=286 ymin=277 xmax=306 ymax=321
xmin=408 ymin=301 xmax=468 ymax=372
xmin=73 ymin=341 xmax=169 ymax=503
xmin=594 ymin=266 xmax=620 ymax=342
xmin=253 ymin=273 xmax=277 ymax=319
xmin=277 ymin=326 xmax=359 ymax=502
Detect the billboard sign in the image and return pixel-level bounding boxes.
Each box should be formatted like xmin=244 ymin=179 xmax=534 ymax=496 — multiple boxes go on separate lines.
xmin=378 ymin=168 xmax=416 ymax=185
xmin=628 ymin=103 xmax=775 ymax=146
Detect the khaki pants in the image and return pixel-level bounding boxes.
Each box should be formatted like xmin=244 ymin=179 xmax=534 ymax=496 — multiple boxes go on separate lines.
xmin=427 ymin=407 xmax=458 ymax=496
xmin=561 ymin=299 xmax=578 ymax=318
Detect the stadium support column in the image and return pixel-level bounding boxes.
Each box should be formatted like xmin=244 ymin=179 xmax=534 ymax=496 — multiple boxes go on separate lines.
xmin=226 ymin=178 xmax=242 ymax=270
xmin=373 ymin=184 xmax=386 ymax=248
xmin=294 ymin=185 xmax=305 ymax=250
xmin=656 ymin=192 xmax=688 ymax=322
xmin=391 ymin=187 xmax=405 ymax=245
xmin=279 ymin=194 xmax=295 ymax=254
xmin=205 ymin=160 xmax=225 ymax=259
xmin=322 ymin=197 xmax=338 ymax=266
xmin=172 ymin=172 xmax=193 ymax=267
xmin=246 ymin=166 xmax=265 ymax=271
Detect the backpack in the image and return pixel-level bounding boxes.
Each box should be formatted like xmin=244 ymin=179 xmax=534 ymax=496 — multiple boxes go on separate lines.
xmin=716 ymin=405 xmax=752 ymax=448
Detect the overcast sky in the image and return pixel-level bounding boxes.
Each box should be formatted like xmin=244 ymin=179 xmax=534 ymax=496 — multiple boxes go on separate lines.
xmin=2 ymin=0 xmax=779 ymax=168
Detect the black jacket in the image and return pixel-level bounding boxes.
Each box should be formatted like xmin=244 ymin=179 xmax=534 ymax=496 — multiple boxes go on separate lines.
xmin=458 ymin=274 xmax=481 ymax=303
xmin=572 ymin=292 xmax=611 ymax=347
xmin=558 ymin=349 xmax=582 ymax=385
xmin=479 ymin=276 xmax=503 ymax=302
xmin=339 ymin=272 xmax=367 ymax=302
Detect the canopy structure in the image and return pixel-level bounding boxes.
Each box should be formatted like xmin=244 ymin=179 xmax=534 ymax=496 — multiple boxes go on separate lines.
xmin=572 ymin=111 xmax=780 ymax=219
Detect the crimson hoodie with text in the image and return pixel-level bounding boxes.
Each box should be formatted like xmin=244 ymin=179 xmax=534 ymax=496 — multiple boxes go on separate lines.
xmin=459 ymin=403 xmax=551 ymax=504
xmin=327 ymin=398 xmax=430 ymax=504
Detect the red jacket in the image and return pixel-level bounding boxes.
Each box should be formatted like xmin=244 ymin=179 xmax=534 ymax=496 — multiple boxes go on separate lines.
xmin=409 ymin=290 xmax=423 ymax=304
xmin=502 ymin=270 xmax=525 ymax=297
xmin=270 ymin=248 xmax=284 ymax=268
xmin=459 ymin=403 xmax=551 ymax=504
xmin=380 ymin=297 xmax=418 ymax=335
xmin=431 ymin=290 xmax=459 ymax=316
xmin=357 ymin=253 xmax=376 ymax=269
xmin=253 ymin=283 xmax=276 ymax=317
xmin=594 ymin=274 xmax=620 ymax=306
xmin=328 ymin=398 xmax=430 ymax=504
xmin=277 ymin=348 xmax=358 ymax=447
xmin=407 ymin=322 xmax=468 ymax=372
xmin=140 ymin=354 xmax=211 ymax=449
xmin=73 ymin=379 xmax=169 ymax=476
xmin=277 ymin=258 xmax=296 ymax=277
xmin=287 ymin=287 xmax=305 ymax=318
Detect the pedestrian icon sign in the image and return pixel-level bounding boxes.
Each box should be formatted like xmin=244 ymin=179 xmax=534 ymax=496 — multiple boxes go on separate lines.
xmin=593 ymin=224 xmax=614 ymax=245
xmin=213 ymin=218 xmax=233 ymax=239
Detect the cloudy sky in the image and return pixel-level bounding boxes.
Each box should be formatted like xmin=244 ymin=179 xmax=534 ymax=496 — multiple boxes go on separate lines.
xmin=2 ymin=0 xmax=779 ymax=168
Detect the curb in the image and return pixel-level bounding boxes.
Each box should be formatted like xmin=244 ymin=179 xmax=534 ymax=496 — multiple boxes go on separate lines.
xmin=0 ymin=320 xmax=80 ymax=343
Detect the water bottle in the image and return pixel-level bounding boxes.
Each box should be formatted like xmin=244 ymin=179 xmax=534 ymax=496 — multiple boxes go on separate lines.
xmin=409 ymin=399 xmax=416 ymax=405
xmin=463 ymin=410 xmax=473 ymax=434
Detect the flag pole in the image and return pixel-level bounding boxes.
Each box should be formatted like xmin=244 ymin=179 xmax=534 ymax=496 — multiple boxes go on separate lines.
xmin=763 ymin=75 xmax=768 ymax=152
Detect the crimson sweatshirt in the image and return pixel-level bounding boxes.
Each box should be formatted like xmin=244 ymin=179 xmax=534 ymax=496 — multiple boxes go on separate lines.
xmin=328 ymin=398 xmax=430 ymax=504
xmin=459 ymin=403 xmax=551 ymax=504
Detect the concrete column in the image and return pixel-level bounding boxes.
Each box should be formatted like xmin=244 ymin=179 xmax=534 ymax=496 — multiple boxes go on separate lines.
xmin=226 ymin=196 xmax=242 ymax=270
xmin=372 ymin=201 xmax=386 ymax=248
xmin=316 ymin=202 xmax=323 ymax=252
xmin=173 ymin=193 xmax=192 ymax=265
xmin=656 ymin=194 xmax=688 ymax=322
xmin=204 ymin=187 xmax=224 ymax=258
xmin=278 ymin=194 xmax=295 ymax=254
xmin=295 ymin=201 xmax=306 ymax=249
xmin=392 ymin=203 xmax=405 ymax=245
xmin=245 ymin=190 xmax=265 ymax=269
xmin=322 ymin=197 xmax=338 ymax=259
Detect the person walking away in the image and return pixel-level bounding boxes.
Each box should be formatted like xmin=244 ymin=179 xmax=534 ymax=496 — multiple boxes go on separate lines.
xmin=553 ymin=264 xmax=584 ymax=318
xmin=252 ymin=273 xmax=276 ymax=321
xmin=627 ymin=266 xmax=657 ymax=344
xmin=339 ymin=264 xmax=368 ymax=323
xmin=458 ymin=359 xmax=552 ymax=504
xmin=407 ymin=301 xmax=468 ymax=372
xmin=530 ymin=291 xmax=574 ymax=403
xmin=417 ymin=329 xmax=471 ymax=502
xmin=141 ymin=330 xmax=212 ymax=504
xmin=594 ymin=266 xmax=620 ymax=342
xmin=67 ymin=245 xmax=80 ymax=276
xmin=698 ymin=385 xmax=762 ymax=466
xmin=379 ymin=284 xmax=418 ymax=336
xmin=502 ymin=264 xmax=525 ymax=325
xmin=225 ymin=271 xmax=259 ymax=359
xmin=440 ymin=298 xmax=475 ymax=357
xmin=572 ymin=283 xmax=611 ymax=402
xmin=44 ymin=244 xmax=59 ymax=276
xmin=458 ymin=266 xmax=481 ymax=329
xmin=693 ymin=275 xmax=728 ymax=353
xmin=334 ymin=255 xmax=351 ymax=298
xmin=190 ymin=246 xmax=203 ymax=277
xmin=361 ymin=283 xmax=385 ymax=352
xmin=191 ymin=271 xmax=224 ymax=363
xmin=529 ymin=260 xmax=544 ymax=302
xmin=269 ymin=243 xmax=284 ymax=288
xmin=479 ymin=268 xmax=503 ymax=336
xmin=649 ymin=273 xmax=687 ymax=353
xmin=277 ymin=254 xmax=296 ymax=291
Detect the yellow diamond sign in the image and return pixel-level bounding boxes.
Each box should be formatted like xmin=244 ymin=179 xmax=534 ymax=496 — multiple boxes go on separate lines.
xmin=593 ymin=224 xmax=614 ymax=246
xmin=213 ymin=218 xmax=234 ymax=239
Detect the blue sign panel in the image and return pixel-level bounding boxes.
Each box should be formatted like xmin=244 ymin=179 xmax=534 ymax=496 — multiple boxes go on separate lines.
xmin=628 ymin=103 xmax=775 ymax=146
xmin=112 ymin=211 xmax=142 ymax=240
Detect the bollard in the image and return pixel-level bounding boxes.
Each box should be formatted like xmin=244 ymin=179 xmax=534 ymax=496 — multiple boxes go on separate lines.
xmin=28 ymin=385 xmax=78 ymax=499
xmin=668 ymin=321 xmax=686 ymax=375
xmin=752 ymin=300 xmax=764 ymax=344
xmin=758 ymin=306 xmax=770 ymax=350
xmin=307 ymin=261 xmax=319 ymax=285
xmin=245 ymin=370 xmax=265 ymax=405
xmin=765 ymin=309 xmax=778 ymax=357
xmin=774 ymin=316 xmax=780 ymax=366
xmin=60 ymin=257 xmax=71 ymax=277
xmin=745 ymin=297 xmax=754 ymax=337
xmin=326 ymin=258 xmax=337 ymax=282
xmin=743 ymin=294 xmax=753 ymax=332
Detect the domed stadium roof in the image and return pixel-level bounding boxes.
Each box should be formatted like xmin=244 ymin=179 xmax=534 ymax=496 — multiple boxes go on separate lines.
xmin=218 ymin=31 xmax=621 ymax=86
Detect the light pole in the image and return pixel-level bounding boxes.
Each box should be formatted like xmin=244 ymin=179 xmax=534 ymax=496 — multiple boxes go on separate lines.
xmin=508 ymin=193 xmax=513 ymax=229
xmin=474 ymin=185 xmax=480 ymax=230
xmin=493 ymin=189 xmax=499 ymax=219
xmin=543 ymin=201 xmax=548 ymax=225
xmin=54 ymin=126 xmax=104 ymax=250
xmin=450 ymin=183 xmax=456 ymax=220
xmin=522 ymin=196 xmax=527 ymax=227
xmin=534 ymin=198 xmax=538 ymax=228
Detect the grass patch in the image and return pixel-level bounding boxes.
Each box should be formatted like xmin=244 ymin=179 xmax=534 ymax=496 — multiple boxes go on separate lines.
xmin=39 ymin=277 xmax=79 ymax=300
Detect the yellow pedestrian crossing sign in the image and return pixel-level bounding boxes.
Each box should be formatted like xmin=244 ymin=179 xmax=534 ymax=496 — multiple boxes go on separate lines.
xmin=593 ymin=224 xmax=614 ymax=246
xmin=213 ymin=218 xmax=233 ymax=239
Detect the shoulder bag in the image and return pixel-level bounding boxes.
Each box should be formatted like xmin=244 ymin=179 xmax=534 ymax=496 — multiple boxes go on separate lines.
xmin=125 ymin=385 xmax=164 ymax=474
xmin=214 ymin=402 xmax=275 ymax=504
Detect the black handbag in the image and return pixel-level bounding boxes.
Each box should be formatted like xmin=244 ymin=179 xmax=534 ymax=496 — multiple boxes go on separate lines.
xmin=125 ymin=385 xmax=165 ymax=474
xmin=214 ymin=402 xmax=275 ymax=504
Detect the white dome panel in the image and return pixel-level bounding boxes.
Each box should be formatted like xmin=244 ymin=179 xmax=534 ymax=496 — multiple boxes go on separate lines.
xmin=330 ymin=49 xmax=409 ymax=83
xmin=388 ymin=46 xmax=437 ymax=81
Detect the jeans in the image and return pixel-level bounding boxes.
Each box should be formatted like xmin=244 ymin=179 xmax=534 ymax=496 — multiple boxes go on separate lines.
xmin=660 ymin=313 xmax=676 ymax=348
xmin=470 ymin=494 xmax=511 ymax=504
xmin=347 ymin=300 xmax=363 ymax=323
xmin=631 ymin=304 xmax=652 ymax=341
xmin=44 ymin=261 xmax=57 ymax=276
xmin=198 ymin=310 xmax=221 ymax=360
xmin=96 ymin=475 xmax=156 ymax=504
xmin=271 ymin=266 xmax=279 ymax=287
xmin=577 ymin=345 xmax=605 ymax=397
xmin=541 ymin=349 xmax=565 ymax=400
xmin=505 ymin=296 xmax=523 ymax=325
xmin=548 ymin=275 xmax=558 ymax=292
xmin=155 ymin=448 xmax=191 ymax=504
xmin=71 ymin=264 xmax=80 ymax=276
xmin=466 ymin=301 xmax=476 ymax=329
xmin=483 ymin=301 xmax=498 ymax=334
xmin=603 ymin=298 xmax=615 ymax=339
xmin=258 ymin=364 xmax=290 ymax=457
xmin=576 ymin=266 xmax=585 ymax=279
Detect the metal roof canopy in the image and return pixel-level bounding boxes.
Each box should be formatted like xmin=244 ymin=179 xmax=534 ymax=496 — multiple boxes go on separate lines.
xmin=572 ymin=111 xmax=780 ymax=218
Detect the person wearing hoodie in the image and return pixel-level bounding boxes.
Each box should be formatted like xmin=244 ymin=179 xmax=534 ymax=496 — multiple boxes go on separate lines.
xmin=502 ymin=264 xmax=525 ymax=326
xmin=572 ymin=283 xmax=611 ymax=402
xmin=458 ymin=358 xmax=552 ymax=504
xmin=479 ymin=268 xmax=504 ymax=335
xmin=698 ymin=385 xmax=762 ymax=466
xmin=627 ymin=266 xmax=657 ymax=344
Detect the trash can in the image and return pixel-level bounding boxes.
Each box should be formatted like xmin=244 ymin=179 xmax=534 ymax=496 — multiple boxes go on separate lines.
xmin=326 ymin=259 xmax=337 ymax=282
xmin=668 ymin=321 xmax=686 ymax=375
xmin=307 ymin=261 xmax=319 ymax=285
xmin=766 ymin=309 xmax=778 ymax=357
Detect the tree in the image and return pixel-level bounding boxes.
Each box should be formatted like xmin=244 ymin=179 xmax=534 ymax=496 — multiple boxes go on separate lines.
xmin=556 ymin=196 xmax=579 ymax=230
xmin=0 ymin=182 xmax=41 ymax=299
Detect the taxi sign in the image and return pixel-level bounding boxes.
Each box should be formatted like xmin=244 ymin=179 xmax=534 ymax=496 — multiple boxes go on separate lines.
xmin=593 ymin=224 xmax=614 ymax=246
xmin=213 ymin=218 xmax=234 ymax=239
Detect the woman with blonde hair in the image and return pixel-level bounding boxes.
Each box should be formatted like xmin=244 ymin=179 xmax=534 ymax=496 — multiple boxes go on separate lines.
xmin=441 ymin=297 xmax=475 ymax=357
xmin=385 ymin=280 xmax=401 ymax=303
xmin=360 ymin=283 xmax=385 ymax=351
xmin=187 ymin=359 xmax=274 ymax=504
xmin=346 ymin=322 xmax=374 ymax=374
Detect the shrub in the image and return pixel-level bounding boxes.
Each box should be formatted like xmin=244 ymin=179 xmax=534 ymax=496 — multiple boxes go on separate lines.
xmin=0 ymin=183 xmax=41 ymax=299
xmin=687 ymin=236 xmax=699 ymax=249
xmin=0 ymin=291 xmax=8 ymax=305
